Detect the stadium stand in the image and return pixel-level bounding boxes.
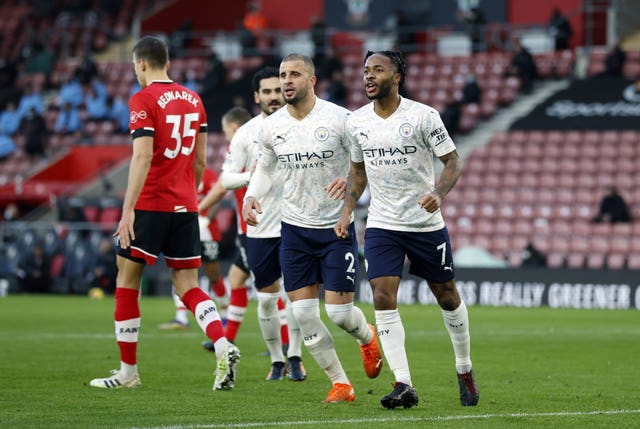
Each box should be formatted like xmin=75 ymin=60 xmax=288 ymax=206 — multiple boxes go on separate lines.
xmin=446 ymin=130 xmax=640 ymax=269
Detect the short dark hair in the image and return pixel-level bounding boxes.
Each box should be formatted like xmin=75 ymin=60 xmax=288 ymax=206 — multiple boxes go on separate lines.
xmin=252 ymin=67 xmax=279 ymax=92
xmin=281 ymin=53 xmax=315 ymax=76
xmin=132 ymin=36 xmax=169 ymax=69
xmin=364 ymin=50 xmax=407 ymax=86
xmin=222 ymin=106 xmax=252 ymax=126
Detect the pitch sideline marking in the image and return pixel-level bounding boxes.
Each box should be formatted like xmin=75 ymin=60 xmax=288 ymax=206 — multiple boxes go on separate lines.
xmin=130 ymin=409 xmax=640 ymax=429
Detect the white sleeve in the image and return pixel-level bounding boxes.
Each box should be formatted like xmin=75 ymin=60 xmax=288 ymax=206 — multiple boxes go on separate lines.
xmin=221 ymin=127 xmax=249 ymax=175
xmin=426 ymin=109 xmax=456 ymax=157
xmin=345 ymin=115 xmax=363 ymax=163
xmin=220 ymin=171 xmax=251 ymax=190
xmin=244 ymin=168 xmax=272 ymax=201
xmin=244 ymin=125 xmax=277 ymax=201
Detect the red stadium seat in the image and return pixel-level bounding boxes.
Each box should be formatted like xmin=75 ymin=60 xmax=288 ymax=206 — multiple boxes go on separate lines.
xmin=566 ymin=253 xmax=585 ymax=269
xmin=585 ymin=254 xmax=605 ymax=269
xmin=547 ymin=252 xmax=566 ymax=268
xmin=627 ymin=254 xmax=640 ymax=270
xmin=606 ymin=253 xmax=626 ymax=270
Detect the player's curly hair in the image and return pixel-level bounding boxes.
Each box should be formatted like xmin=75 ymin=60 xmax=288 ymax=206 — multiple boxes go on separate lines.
xmin=364 ymin=50 xmax=407 ymax=86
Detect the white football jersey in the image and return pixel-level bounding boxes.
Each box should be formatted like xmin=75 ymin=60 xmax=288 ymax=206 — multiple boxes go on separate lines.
xmin=222 ymin=114 xmax=283 ymax=238
xmin=346 ymin=97 xmax=457 ymax=232
xmin=257 ymin=97 xmax=352 ymax=228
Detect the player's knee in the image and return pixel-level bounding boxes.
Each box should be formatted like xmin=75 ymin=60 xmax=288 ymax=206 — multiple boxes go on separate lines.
xmin=256 ymin=292 xmax=279 ymax=314
xmin=325 ymin=303 xmax=352 ymax=330
xmin=292 ymin=304 xmax=314 ymax=329
xmin=431 ymin=281 xmax=461 ymax=310
xmin=372 ymin=288 xmax=396 ymax=310
xmin=292 ymin=303 xmax=331 ymax=347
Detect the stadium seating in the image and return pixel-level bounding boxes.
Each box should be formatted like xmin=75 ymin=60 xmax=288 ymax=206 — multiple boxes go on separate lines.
xmin=446 ymin=130 xmax=640 ymax=269
xmin=587 ymin=45 xmax=640 ymax=78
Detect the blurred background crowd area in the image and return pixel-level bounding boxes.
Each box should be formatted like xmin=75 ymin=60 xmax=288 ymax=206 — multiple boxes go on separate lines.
xmin=1 ymin=0 xmax=640 ymax=295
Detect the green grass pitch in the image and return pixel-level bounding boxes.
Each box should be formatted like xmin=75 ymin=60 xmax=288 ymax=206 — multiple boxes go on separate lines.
xmin=0 ymin=294 xmax=638 ymax=428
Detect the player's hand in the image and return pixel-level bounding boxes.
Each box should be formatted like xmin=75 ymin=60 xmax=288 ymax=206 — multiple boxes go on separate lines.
xmin=114 ymin=208 xmax=135 ymax=249
xmin=418 ymin=192 xmax=442 ymax=213
xmin=242 ymin=196 xmax=262 ymax=227
xmin=333 ymin=213 xmax=351 ymax=239
xmin=325 ymin=177 xmax=346 ymax=200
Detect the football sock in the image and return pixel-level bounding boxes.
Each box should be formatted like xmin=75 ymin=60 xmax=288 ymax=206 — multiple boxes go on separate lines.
xmin=225 ymin=286 xmax=248 ymax=341
xmin=256 ymin=291 xmax=285 ymax=363
xmin=171 ymin=290 xmax=189 ymax=325
xmin=114 ymin=287 xmax=140 ymax=376
xmin=292 ymin=299 xmax=349 ymax=385
xmin=277 ymin=296 xmax=289 ymax=347
xmin=375 ymin=309 xmax=412 ymax=386
xmin=182 ymin=287 xmax=227 ymax=359
xmin=325 ymin=302 xmax=373 ymax=345
xmin=212 ymin=277 xmax=226 ymax=298
xmin=211 ymin=278 xmax=228 ymax=320
xmin=441 ymin=300 xmax=473 ymax=374
xmin=285 ymin=296 xmax=302 ymax=358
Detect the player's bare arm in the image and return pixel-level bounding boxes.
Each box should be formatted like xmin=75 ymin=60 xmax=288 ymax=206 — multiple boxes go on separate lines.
xmin=198 ymin=179 xmax=227 ymax=213
xmin=325 ymin=176 xmax=347 ymax=200
xmin=193 ymin=131 xmax=207 ymax=188
xmin=419 ymin=149 xmax=462 ymax=213
xmin=334 ymin=160 xmax=367 ymax=239
xmin=115 ymin=136 xmax=153 ymax=248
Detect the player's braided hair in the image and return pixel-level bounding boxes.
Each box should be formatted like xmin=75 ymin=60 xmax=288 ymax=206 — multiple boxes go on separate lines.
xmin=364 ymin=50 xmax=407 ymax=86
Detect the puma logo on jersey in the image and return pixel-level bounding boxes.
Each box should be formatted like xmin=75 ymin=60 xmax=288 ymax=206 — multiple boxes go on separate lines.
xmin=359 ymin=131 xmax=369 ymax=140
xmin=346 ymin=275 xmax=355 ymax=284
xmin=174 ymin=205 xmax=187 ymax=212
xmin=444 ymin=263 xmax=453 ymax=271
xmin=275 ymin=135 xmax=286 ymax=143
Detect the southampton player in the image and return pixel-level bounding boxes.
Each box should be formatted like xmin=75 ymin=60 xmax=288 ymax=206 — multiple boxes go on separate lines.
xmin=335 ymin=50 xmax=478 ymax=409
xmin=219 ymin=67 xmax=305 ymax=381
xmin=243 ymin=53 xmax=382 ymax=403
xmin=89 ymin=36 xmax=239 ymax=391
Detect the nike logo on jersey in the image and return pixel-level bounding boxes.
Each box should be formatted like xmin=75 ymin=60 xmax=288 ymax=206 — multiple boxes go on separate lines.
xmin=359 ymin=131 xmax=369 ymax=140
xmin=174 ymin=205 xmax=187 ymax=212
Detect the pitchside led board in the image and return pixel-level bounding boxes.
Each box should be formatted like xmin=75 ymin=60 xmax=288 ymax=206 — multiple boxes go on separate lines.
xmin=511 ymin=78 xmax=640 ymax=130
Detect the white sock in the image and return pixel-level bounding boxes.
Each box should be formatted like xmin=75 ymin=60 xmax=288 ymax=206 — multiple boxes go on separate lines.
xmin=115 ymin=317 xmax=140 ymax=380
xmin=285 ymin=296 xmax=303 ymax=358
xmin=292 ymin=299 xmax=348 ymax=385
xmin=213 ymin=337 xmax=230 ymax=360
xmin=257 ymin=291 xmax=285 ymax=363
xmin=376 ymin=309 xmax=412 ymax=386
xmin=172 ymin=292 xmax=189 ymax=325
xmin=119 ymin=362 xmax=137 ymax=379
xmin=441 ymin=300 xmax=473 ymax=374
xmin=325 ymin=302 xmax=373 ymax=345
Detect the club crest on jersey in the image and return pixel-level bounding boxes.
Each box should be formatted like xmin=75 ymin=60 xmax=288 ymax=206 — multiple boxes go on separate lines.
xmin=130 ymin=110 xmax=147 ymax=123
xmin=315 ymin=127 xmax=330 ymax=141
xmin=399 ymin=123 xmax=414 ymax=138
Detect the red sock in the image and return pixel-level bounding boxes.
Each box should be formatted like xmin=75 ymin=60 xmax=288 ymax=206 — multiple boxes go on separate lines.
xmin=277 ymin=297 xmax=289 ymax=346
xmin=182 ymin=287 xmax=225 ymax=343
xmin=212 ymin=278 xmax=226 ymax=298
xmin=225 ymin=286 xmax=248 ymax=342
xmin=114 ymin=288 xmax=140 ymax=365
